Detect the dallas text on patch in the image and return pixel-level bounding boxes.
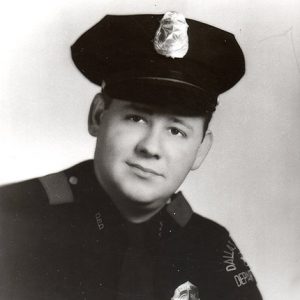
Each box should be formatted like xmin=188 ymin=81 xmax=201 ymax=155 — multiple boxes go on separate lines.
xmin=234 ymin=270 xmax=255 ymax=287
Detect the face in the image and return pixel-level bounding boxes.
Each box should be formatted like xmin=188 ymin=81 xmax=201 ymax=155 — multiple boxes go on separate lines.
xmin=89 ymin=95 xmax=212 ymax=211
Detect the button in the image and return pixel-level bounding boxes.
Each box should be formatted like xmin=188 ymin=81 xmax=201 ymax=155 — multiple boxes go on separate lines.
xmin=69 ymin=176 xmax=78 ymax=185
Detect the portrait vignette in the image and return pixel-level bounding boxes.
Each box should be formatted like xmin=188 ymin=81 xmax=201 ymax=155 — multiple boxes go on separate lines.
xmin=0 ymin=1 xmax=300 ymax=300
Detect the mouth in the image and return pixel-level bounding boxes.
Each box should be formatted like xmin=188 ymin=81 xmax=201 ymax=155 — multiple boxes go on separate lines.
xmin=126 ymin=162 xmax=163 ymax=177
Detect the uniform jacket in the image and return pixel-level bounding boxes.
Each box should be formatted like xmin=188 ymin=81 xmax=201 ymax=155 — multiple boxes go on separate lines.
xmin=0 ymin=160 xmax=262 ymax=300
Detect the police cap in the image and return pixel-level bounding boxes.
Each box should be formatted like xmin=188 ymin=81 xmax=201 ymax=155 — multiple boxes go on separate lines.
xmin=71 ymin=13 xmax=245 ymax=115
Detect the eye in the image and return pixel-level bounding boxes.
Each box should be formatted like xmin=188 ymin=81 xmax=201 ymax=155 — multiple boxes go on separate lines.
xmin=126 ymin=114 xmax=145 ymax=123
xmin=169 ymin=127 xmax=186 ymax=138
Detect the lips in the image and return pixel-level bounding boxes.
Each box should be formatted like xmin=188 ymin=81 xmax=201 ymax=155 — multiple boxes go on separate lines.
xmin=126 ymin=162 xmax=163 ymax=177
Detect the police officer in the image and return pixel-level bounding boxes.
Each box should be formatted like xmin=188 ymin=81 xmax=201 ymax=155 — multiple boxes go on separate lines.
xmin=0 ymin=12 xmax=263 ymax=300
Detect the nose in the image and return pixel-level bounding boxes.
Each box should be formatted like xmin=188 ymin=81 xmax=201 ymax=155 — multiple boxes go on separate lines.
xmin=135 ymin=127 xmax=161 ymax=160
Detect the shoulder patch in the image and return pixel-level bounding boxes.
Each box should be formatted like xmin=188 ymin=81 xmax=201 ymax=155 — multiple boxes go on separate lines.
xmin=222 ymin=238 xmax=248 ymax=272
xmin=220 ymin=237 xmax=257 ymax=288
xmin=39 ymin=172 xmax=74 ymax=205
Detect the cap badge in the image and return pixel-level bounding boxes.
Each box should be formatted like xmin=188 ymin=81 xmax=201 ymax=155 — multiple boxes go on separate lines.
xmin=154 ymin=11 xmax=189 ymax=59
xmin=171 ymin=281 xmax=200 ymax=300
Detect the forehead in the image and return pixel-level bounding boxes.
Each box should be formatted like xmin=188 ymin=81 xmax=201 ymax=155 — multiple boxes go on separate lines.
xmin=108 ymin=98 xmax=206 ymax=120
xmin=106 ymin=99 xmax=206 ymax=134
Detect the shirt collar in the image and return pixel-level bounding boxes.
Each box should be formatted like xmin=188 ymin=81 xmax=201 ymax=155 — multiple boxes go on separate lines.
xmin=65 ymin=160 xmax=194 ymax=244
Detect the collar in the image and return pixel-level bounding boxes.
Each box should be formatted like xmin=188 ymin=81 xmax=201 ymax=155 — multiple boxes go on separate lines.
xmin=167 ymin=191 xmax=193 ymax=228
xmin=63 ymin=160 xmax=194 ymax=245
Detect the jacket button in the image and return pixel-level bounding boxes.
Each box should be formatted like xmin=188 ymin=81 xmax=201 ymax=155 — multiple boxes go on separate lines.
xmin=69 ymin=176 xmax=78 ymax=185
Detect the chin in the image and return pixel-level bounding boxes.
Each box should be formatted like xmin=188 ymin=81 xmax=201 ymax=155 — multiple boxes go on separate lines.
xmin=118 ymin=182 xmax=170 ymax=207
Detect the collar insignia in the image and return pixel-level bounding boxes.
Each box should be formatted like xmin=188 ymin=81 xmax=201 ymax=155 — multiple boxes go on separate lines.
xmin=171 ymin=281 xmax=200 ymax=300
xmin=95 ymin=211 xmax=105 ymax=231
xmin=154 ymin=11 xmax=189 ymax=59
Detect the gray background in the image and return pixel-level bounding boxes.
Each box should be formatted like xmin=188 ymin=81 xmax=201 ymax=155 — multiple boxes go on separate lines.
xmin=0 ymin=0 xmax=299 ymax=299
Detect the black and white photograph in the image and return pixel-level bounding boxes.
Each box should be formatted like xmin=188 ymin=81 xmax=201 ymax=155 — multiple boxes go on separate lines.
xmin=0 ymin=0 xmax=299 ymax=299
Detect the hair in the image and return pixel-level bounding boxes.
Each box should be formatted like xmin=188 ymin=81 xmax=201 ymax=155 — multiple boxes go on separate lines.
xmin=102 ymin=90 xmax=113 ymax=109
xmin=202 ymin=113 xmax=213 ymax=136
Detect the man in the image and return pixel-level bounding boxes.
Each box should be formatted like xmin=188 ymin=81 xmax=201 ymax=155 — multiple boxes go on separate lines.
xmin=0 ymin=12 xmax=263 ymax=300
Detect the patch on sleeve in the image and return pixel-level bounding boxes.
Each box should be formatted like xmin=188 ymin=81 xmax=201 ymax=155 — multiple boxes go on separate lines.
xmin=222 ymin=237 xmax=256 ymax=288
xmin=233 ymin=269 xmax=256 ymax=288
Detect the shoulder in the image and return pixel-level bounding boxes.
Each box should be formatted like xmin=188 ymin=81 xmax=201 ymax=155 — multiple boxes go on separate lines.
xmin=0 ymin=160 xmax=98 ymax=245
xmin=179 ymin=213 xmax=263 ymax=299
xmin=0 ymin=177 xmax=48 ymax=210
xmin=0 ymin=160 xmax=99 ymax=255
xmin=0 ymin=160 xmax=95 ymax=210
xmin=182 ymin=211 xmax=230 ymax=249
xmin=0 ymin=161 xmax=99 ymax=299
xmin=185 ymin=213 xmax=250 ymax=272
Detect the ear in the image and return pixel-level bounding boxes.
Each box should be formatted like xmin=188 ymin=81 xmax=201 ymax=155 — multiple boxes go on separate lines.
xmin=88 ymin=93 xmax=106 ymax=137
xmin=191 ymin=130 xmax=213 ymax=170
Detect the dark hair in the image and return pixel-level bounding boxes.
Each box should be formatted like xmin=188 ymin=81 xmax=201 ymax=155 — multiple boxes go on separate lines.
xmin=102 ymin=91 xmax=113 ymax=109
xmin=202 ymin=113 xmax=213 ymax=137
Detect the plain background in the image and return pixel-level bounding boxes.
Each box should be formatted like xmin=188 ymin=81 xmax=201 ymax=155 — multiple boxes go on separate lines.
xmin=0 ymin=0 xmax=299 ymax=299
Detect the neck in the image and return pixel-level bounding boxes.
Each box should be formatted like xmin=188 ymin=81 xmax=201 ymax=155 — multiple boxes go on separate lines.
xmin=94 ymin=165 xmax=168 ymax=224
xmin=110 ymin=196 xmax=166 ymax=223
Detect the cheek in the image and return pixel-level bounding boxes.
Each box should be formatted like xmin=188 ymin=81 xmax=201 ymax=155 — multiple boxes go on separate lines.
xmin=97 ymin=126 xmax=140 ymax=162
xmin=169 ymin=140 xmax=200 ymax=164
xmin=166 ymin=141 xmax=200 ymax=176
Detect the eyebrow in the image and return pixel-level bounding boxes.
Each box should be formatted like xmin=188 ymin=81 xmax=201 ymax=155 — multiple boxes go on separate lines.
xmin=122 ymin=103 xmax=193 ymax=131
xmin=170 ymin=117 xmax=193 ymax=131
xmin=122 ymin=103 xmax=154 ymax=115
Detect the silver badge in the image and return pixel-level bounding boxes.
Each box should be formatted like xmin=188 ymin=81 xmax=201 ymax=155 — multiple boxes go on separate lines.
xmin=154 ymin=11 xmax=189 ymax=59
xmin=171 ymin=281 xmax=200 ymax=300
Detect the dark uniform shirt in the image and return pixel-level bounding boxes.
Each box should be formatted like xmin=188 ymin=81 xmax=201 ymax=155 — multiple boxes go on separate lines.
xmin=0 ymin=161 xmax=263 ymax=300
